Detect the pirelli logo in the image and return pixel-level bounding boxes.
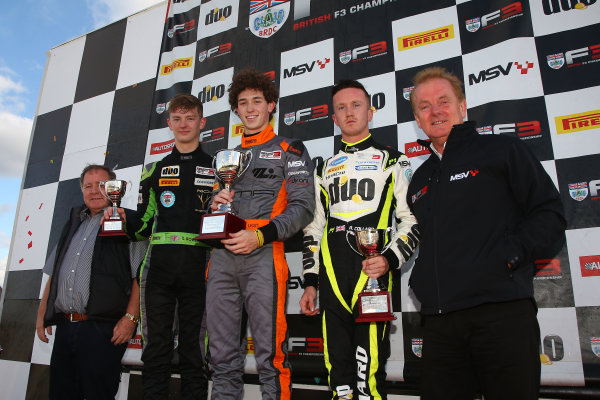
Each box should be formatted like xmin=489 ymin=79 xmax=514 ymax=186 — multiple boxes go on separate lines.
xmin=159 ymin=178 xmax=180 ymax=186
xmin=161 ymin=57 xmax=193 ymax=75
xmin=555 ymin=110 xmax=600 ymax=134
xmin=398 ymin=25 xmax=454 ymax=51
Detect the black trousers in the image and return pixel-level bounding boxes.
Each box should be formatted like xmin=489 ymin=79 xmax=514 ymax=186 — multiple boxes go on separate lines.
xmin=420 ymin=299 xmax=540 ymax=400
xmin=49 ymin=317 xmax=127 ymax=400
xmin=140 ymin=244 xmax=208 ymax=400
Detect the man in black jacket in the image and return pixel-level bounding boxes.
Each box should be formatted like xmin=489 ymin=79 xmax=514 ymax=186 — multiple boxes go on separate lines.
xmin=406 ymin=66 xmax=566 ymax=400
xmin=36 ymin=164 xmax=145 ymax=399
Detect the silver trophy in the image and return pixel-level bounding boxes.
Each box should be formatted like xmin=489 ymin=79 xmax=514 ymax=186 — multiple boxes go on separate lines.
xmin=197 ymin=149 xmax=252 ymax=241
xmin=98 ymin=180 xmax=129 ymax=236
xmin=346 ymin=227 xmax=396 ymax=322
xmin=213 ymin=149 xmax=252 ymax=213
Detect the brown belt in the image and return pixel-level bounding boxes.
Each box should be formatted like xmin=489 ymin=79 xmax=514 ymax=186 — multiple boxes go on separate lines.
xmin=63 ymin=312 xmax=88 ymax=322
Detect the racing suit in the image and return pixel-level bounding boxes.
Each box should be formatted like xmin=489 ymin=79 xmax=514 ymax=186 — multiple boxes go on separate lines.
xmin=302 ymin=135 xmax=419 ymax=400
xmin=206 ymin=125 xmax=314 ymax=400
xmin=127 ymin=145 xmax=214 ymax=400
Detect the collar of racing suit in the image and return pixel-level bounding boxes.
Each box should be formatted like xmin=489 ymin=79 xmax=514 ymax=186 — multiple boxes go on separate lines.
xmin=339 ymin=134 xmax=375 ymax=153
xmin=170 ymin=143 xmax=204 ymax=160
xmin=241 ymin=124 xmax=276 ymax=148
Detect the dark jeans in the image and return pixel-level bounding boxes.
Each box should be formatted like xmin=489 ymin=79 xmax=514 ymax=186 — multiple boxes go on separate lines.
xmin=420 ymin=299 xmax=540 ymax=400
xmin=50 ymin=316 xmax=127 ymax=400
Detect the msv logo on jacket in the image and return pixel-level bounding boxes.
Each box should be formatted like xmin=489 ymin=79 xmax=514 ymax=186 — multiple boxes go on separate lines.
xmin=450 ymin=169 xmax=479 ymax=181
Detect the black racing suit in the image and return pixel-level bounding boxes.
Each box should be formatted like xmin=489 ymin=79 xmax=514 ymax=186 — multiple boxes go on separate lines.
xmin=127 ymin=145 xmax=215 ymax=400
xmin=302 ymin=135 xmax=419 ymax=400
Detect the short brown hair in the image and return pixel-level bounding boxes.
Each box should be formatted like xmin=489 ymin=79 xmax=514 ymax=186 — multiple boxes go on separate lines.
xmin=332 ymin=80 xmax=371 ymax=106
xmin=168 ymin=93 xmax=203 ymax=117
xmin=228 ymin=67 xmax=279 ymax=116
xmin=409 ymin=66 xmax=465 ymax=111
xmin=79 ymin=164 xmax=115 ymax=188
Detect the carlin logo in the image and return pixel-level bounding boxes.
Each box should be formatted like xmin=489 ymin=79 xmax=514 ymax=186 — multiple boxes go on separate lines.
xmin=591 ymin=337 xmax=600 ymax=358
xmin=339 ymin=50 xmax=351 ymax=64
xmin=199 ymin=42 xmax=232 ymax=62
xmin=543 ymin=0 xmax=597 ymax=14
xmin=249 ymin=0 xmax=290 ymax=38
xmin=168 ymin=19 xmax=195 ymax=38
xmin=283 ymin=58 xmax=331 ymax=78
xmin=568 ymin=182 xmax=588 ymax=201
xmin=547 ymin=53 xmax=565 ymax=69
xmin=205 ymin=6 xmax=232 ymax=25
xmin=198 ymin=84 xmax=225 ymax=103
xmin=259 ymin=150 xmax=282 ymax=159
xmin=465 ymin=2 xmax=523 ymax=32
xmin=161 ymin=57 xmax=193 ymax=75
xmin=468 ymin=61 xmax=534 ymax=85
xmin=398 ymin=25 xmax=454 ymax=51
xmin=150 ymin=139 xmax=175 ymax=155
xmin=339 ymin=41 xmax=388 ymax=64
xmin=403 ymin=86 xmax=414 ymax=100
xmin=284 ymin=105 xmax=328 ymax=125
xmin=555 ymin=110 xmax=600 ymax=134
xmin=580 ymin=255 xmax=600 ymax=277
xmin=411 ymin=338 xmax=423 ymax=358
xmin=546 ymin=44 xmax=600 ymax=69
xmin=465 ymin=18 xmax=481 ymax=32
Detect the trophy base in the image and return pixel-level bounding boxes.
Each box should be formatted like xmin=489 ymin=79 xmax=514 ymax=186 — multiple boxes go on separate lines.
xmin=356 ymin=290 xmax=396 ymax=323
xmin=195 ymin=212 xmax=246 ymax=245
xmin=98 ymin=219 xmax=127 ymax=237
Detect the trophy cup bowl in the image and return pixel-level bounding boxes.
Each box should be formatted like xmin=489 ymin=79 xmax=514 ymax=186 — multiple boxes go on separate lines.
xmin=98 ymin=180 xmax=128 ymax=237
xmin=196 ymin=149 xmax=252 ymax=244
xmin=346 ymin=228 xmax=396 ymax=323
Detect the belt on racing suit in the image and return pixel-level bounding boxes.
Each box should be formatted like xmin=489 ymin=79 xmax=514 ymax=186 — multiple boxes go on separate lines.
xmin=150 ymin=231 xmax=210 ymax=247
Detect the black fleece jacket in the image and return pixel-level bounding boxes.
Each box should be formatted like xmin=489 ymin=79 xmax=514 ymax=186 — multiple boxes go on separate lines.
xmin=406 ymin=121 xmax=566 ymax=315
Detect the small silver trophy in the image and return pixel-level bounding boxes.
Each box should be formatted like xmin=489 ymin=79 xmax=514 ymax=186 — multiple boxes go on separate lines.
xmin=98 ymin=180 xmax=128 ymax=236
xmin=197 ymin=149 xmax=252 ymax=240
xmin=346 ymin=228 xmax=396 ymax=322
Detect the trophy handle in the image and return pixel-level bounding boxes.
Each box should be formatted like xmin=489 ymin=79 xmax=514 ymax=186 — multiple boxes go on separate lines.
xmin=345 ymin=231 xmax=364 ymax=257
xmin=239 ymin=149 xmax=253 ymax=177
xmin=380 ymin=227 xmax=395 ymax=254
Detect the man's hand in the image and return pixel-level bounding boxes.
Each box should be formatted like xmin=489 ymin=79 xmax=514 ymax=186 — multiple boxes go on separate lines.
xmin=300 ymin=286 xmax=319 ymax=316
xmin=102 ymin=207 xmax=127 ymax=224
xmin=222 ymin=229 xmax=259 ymax=254
xmin=211 ymin=189 xmax=235 ymax=212
xmin=111 ymin=315 xmax=137 ymax=346
xmin=36 ymin=317 xmax=52 ymax=343
xmin=362 ymin=255 xmax=390 ymax=279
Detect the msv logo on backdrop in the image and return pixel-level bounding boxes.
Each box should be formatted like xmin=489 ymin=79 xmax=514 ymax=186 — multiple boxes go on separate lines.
xmin=249 ymin=0 xmax=290 ymax=38
xmin=280 ymin=38 xmax=334 ymax=97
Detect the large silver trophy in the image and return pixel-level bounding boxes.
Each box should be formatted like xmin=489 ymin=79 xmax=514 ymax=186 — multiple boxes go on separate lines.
xmin=346 ymin=228 xmax=396 ymax=323
xmin=196 ymin=149 xmax=252 ymax=241
xmin=98 ymin=180 xmax=128 ymax=237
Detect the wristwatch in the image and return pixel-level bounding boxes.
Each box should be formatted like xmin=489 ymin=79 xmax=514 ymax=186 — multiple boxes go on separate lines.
xmin=125 ymin=312 xmax=139 ymax=324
